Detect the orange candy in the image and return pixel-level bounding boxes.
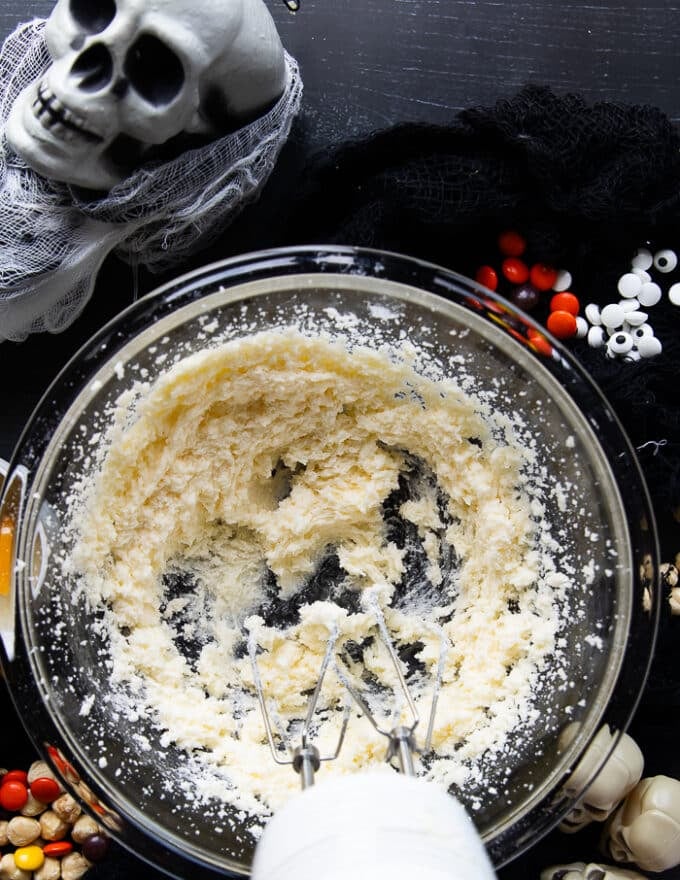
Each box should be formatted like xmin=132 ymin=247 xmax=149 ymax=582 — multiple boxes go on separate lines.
xmin=43 ymin=841 xmax=74 ymax=858
xmin=546 ymin=310 xmax=578 ymax=339
xmin=550 ymin=291 xmax=580 ymax=316
xmin=529 ymin=263 xmax=558 ymax=291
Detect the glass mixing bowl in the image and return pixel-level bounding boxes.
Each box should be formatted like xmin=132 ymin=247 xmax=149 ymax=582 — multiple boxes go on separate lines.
xmin=0 ymin=247 xmax=659 ymax=878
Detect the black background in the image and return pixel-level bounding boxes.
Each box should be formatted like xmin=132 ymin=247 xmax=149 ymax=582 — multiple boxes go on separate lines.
xmin=2 ymin=1 xmax=680 ymax=879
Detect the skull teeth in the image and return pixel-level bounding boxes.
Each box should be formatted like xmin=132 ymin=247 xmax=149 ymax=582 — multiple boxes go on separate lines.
xmin=34 ymin=84 xmax=103 ymax=143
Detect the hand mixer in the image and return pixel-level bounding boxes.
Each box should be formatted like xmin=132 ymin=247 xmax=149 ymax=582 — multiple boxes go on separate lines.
xmin=248 ymin=593 xmax=497 ymax=880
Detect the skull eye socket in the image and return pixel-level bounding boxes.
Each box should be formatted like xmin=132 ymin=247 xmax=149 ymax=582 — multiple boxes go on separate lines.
xmin=69 ymin=0 xmax=116 ymax=34
xmin=124 ymin=34 xmax=184 ymax=106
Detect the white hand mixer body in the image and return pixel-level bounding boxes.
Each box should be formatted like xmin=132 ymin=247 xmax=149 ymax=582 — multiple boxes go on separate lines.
xmin=248 ymin=593 xmax=497 ymax=880
xmin=252 ymin=771 xmax=497 ymax=880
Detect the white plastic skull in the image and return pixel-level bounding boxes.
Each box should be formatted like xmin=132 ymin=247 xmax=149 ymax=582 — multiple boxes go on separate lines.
xmin=558 ymin=724 xmax=644 ymax=833
xmin=602 ymin=775 xmax=680 ymax=872
xmin=540 ymin=861 xmax=648 ymax=880
xmin=6 ymin=0 xmax=287 ymax=189
xmin=661 ymin=563 xmax=680 ymax=614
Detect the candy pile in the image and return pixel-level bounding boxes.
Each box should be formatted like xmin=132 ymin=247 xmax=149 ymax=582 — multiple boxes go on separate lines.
xmin=0 ymin=763 xmax=108 ymax=880
xmin=475 ymin=234 xmax=679 ymax=361
xmin=579 ymin=247 xmax=679 ymax=361
xmin=475 ymin=230 xmax=582 ymax=340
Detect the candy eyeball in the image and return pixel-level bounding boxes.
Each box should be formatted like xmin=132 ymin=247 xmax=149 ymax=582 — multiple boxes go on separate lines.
xmin=631 ymin=324 xmax=653 ymax=341
xmin=607 ymin=332 xmax=634 ymax=356
xmin=653 ymin=249 xmax=677 ymax=273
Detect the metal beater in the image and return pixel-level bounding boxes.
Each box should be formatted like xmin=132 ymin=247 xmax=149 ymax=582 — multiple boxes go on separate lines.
xmin=248 ymin=598 xmax=496 ymax=880
xmin=248 ymin=589 xmax=447 ymax=786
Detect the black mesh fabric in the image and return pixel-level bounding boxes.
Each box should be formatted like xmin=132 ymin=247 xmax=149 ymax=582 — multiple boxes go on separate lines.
xmin=273 ymin=85 xmax=680 ymax=519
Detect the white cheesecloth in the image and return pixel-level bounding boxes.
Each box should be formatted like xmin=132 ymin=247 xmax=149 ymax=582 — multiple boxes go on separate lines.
xmin=0 ymin=20 xmax=303 ymax=341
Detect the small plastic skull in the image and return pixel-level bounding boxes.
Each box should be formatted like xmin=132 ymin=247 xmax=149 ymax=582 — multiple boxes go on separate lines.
xmin=661 ymin=563 xmax=680 ymax=614
xmin=559 ymin=724 xmax=644 ymax=833
xmin=6 ymin=0 xmax=287 ymax=189
xmin=541 ymin=861 xmax=648 ymax=880
xmin=602 ymin=775 xmax=680 ymax=872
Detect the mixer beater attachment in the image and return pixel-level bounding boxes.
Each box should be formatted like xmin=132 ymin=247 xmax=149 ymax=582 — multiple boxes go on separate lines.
xmin=248 ymin=625 xmax=350 ymax=789
xmin=335 ymin=591 xmax=446 ymax=776
xmin=249 ymin=591 xmax=446 ymax=784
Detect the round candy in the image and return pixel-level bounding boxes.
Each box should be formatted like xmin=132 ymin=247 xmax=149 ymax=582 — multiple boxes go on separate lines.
xmin=584 ymin=303 xmax=602 ymax=325
xmin=30 ymin=776 xmax=61 ymax=803
xmin=617 ymin=272 xmax=642 ymax=298
xmin=43 ymin=840 xmax=74 ymax=857
xmin=575 ymin=316 xmax=588 ymax=338
xmin=587 ymin=325 xmax=605 ymax=348
xmin=618 ymin=298 xmax=640 ymax=313
xmin=0 ymin=780 xmax=28 ymax=811
xmin=511 ymin=283 xmax=540 ymax=311
xmin=82 ymin=832 xmax=111 ymax=862
xmin=638 ymin=282 xmax=662 ymax=307
xmin=14 ymin=845 xmax=45 ymax=871
xmin=623 ymin=310 xmax=648 ymax=327
xmin=637 ymin=334 xmax=663 ymax=358
xmin=553 ymin=269 xmax=572 ymax=292
xmin=2 ymin=770 xmax=28 ymax=786
xmin=600 ymin=303 xmax=626 ymax=329
xmin=669 ymin=282 xmax=680 ymax=306
xmin=546 ymin=310 xmax=577 ymax=339
xmin=607 ymin=332 xmax=634 ymax=356
xmin=529 ymin=263 xmax=558 ymax=291
xmin=498 ymin=229 xmax=526 ymax=257
xmin=475 ymin=265 xmax=498 ymax=291
xmin=501 ymin=257 xmax=529 ymax=284
xmin=653 ymin=248 xmax=677 ymax=273
xmin=631 ymin=248 xmax=653 ymax=271
xmin=632 ymin=324 xmax=653 ymax=340
xmin=550 ymin=291 xmax=580 ymax=315
xmin=527 ymin=327 xmax=553 ymax=356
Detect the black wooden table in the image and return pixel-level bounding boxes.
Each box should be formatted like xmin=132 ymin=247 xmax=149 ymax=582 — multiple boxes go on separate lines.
xmin=2 ymin=2 xmax=680 ymax=879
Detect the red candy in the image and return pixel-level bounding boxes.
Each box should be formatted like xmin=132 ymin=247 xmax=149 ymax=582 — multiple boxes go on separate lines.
xmin=546 ymin=310 xmax=578 ymax=339
xmin=43 ymin=841 xmax=74 ymax=858
xmin=501 ymin=257 xmax=529 ymax=284
xmin=475 ymin=265 xmax=498 ymax=291
xmin=30 ymin=776 xmax=61 ymax=803
xmin=498 ymin=229 xmax=527 ymax=257
xmin=550 ymin=291 xmax=580 ymax=316
xmin=0 ymin=779 xmax=29 ymax=811
xmin=2 ymin=769 xmax=28 ymax=785
xmin=527 ymin=327 xmax=553 ymax=357
xmin=529 ymin=263 xmax=558 ymax=291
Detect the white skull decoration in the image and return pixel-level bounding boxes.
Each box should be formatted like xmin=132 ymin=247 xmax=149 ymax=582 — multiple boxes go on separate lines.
xmin=6 ymin=0 xmax=287 ymax=190
xmin=558 ymin=724 xmax=644 ymax=833
xmin=602 ymin=775 xmax=680 ymax=872
xmin=540 ymin=861 xmax=648 ymax=880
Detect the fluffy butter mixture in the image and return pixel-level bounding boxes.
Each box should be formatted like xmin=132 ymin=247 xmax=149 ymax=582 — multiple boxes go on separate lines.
xmin=70 ymin=329 xmax=563 ymax=817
